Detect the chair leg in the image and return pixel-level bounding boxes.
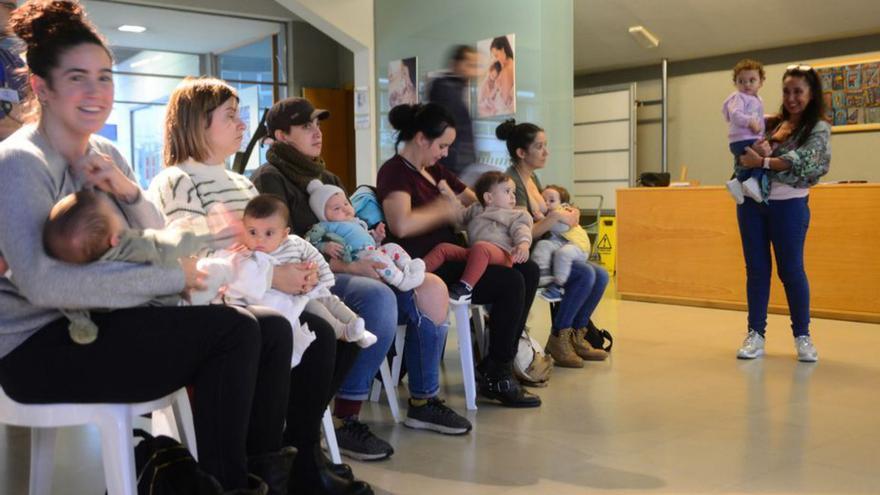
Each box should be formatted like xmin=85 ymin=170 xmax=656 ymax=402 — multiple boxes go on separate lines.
xmin=321 ymin=407 xmax=342 ymax=464
xmin=378 ymin=361 xmax=401 ymax=423
xmin=452 ymin=304 xmax=478 ymax=411
xmin=97 ymin=406 xmax=137 ymax=495
xmin=29 ymin=427 xmax=56 ymax=495
xmin=390 ymin=325 xmax=406 ymax=387
xmin=369 ymin=379 xmax=382 ymax=403
xmin=470 ymin=305 xmax=488 ymax=361
xmin=171 ymin=389 xmax=198 ymax=460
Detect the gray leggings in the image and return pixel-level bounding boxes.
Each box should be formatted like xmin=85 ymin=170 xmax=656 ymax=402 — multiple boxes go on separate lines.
xmin=532 ymin=238 xmax=588 ymax=287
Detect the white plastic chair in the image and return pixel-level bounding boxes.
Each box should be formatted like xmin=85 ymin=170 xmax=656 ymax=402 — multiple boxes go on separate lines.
xmin=366 ymin=360 xmax=401 ymax=423
xmin=371 ymin=302 xmax=485 ymax=411
xmin=0 ymin=386 xmax=195 ymax=495
xmin=321 ymin=407 xmax=343 ymax=464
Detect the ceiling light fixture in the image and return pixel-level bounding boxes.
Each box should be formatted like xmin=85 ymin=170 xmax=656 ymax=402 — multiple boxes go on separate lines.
xmin=118 ymin=25 xmax=147 ymax=33
xmin=628 ymin=25 xmax=659 ymax=49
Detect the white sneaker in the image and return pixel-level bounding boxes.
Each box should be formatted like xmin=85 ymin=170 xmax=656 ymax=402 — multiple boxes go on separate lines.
xmin=736 ymin=330 xmax=765 ymax=359
xmin=726 ymin=179 xmax=744 ymax=204
xmin=794 ymin=335 xmax=818 ymax=362
xmin=742 ymin=177 xmax=763 ymax=202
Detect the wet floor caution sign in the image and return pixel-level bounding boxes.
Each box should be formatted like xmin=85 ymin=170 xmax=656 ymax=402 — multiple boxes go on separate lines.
xmin=595 ymin=216 xmax=616 ymax=274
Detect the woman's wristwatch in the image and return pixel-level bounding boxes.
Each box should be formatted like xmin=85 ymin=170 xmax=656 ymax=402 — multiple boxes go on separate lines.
xmin=762 ymin=157 xmax=771 ymax=170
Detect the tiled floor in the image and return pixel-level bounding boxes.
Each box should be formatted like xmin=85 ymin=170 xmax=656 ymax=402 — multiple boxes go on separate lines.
xmin=3 ymin=288 xmax=879 ymax=494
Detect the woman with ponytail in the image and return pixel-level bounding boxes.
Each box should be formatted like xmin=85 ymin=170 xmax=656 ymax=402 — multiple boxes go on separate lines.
xmin=377 ymin=103 xmax=542 ymax=408
xmin=0 ymin=2 xmax=292 ymax=494
xmin=497 ymin=119 xmax=611 ymax=369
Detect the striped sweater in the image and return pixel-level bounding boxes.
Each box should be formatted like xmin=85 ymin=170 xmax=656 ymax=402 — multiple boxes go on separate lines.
xmin=270 ymin=235 xmax=335 ymax=291
xmin=147 ymin=159 xmax=258 ymax=230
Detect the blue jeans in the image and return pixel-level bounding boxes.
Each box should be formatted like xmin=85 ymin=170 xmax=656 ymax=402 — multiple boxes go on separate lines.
xmin=331 ymin=274 xmax=397 ymax=401
xmin=396 ymin=288 xmax=448 ymax=399
xmin=736 ymin=197 xmax=811 ymax=337
xmin=552 ymin=261 xmax=609 ymax=332
xmin=731 ymin=139 xmax=765 ymax=184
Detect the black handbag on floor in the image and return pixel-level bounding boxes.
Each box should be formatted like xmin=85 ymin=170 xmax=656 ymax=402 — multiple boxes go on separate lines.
xmin=585 ymin=326 xmax=613 ymax=352
xmin=132 ymin=429 xmax=224 ymax=495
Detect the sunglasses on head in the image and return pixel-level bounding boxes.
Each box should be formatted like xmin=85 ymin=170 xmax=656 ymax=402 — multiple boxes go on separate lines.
xmin=785 ymin=64 xmax=813 ymax=72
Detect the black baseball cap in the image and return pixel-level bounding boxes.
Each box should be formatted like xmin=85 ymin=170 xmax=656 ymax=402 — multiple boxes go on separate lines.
xmin=264 ymin=97 xmax=330 ymax=135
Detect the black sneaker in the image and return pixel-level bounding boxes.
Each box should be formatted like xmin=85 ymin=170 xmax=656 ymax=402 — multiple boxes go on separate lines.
xmin=334 ymin=417 xmax=394 ymax=461
xmin=404 ymin=397 xmax=472 ymax=435
xmin=448 ymin=281 xmax=473 ymax=303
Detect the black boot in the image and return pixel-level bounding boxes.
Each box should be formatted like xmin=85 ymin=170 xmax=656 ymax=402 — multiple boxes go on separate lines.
xmin=248 ymin=446 xmax=297 ymax=495
xmin=225 ymin=473 xmax=269 ymax=495
xmin=317 ymin=447 xmax=354 ymax=481
xmin=479 ymin=359 xmax=542 ymax=408
xmin=288 ymin=444 xmax=373 ymax=495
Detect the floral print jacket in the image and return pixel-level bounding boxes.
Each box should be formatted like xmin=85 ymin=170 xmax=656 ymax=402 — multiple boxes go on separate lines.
xmin=771 ymin=120 xmax=832 ymax=189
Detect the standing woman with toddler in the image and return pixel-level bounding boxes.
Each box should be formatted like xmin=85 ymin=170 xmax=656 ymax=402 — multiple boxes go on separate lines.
xmin=735 ymin=65 xmax=830 ymax=362
xmin=0 ymin=2 xmax=293 ymax=494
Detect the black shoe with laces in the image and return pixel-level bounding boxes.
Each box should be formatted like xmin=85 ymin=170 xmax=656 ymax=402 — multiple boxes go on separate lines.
xmin=404 ymin=397 xmax=472 ymax=435
xmin=334 ymin=417 xmax=394 ymax=461
xmin=448 ymin=281 xmax=473 ymax=303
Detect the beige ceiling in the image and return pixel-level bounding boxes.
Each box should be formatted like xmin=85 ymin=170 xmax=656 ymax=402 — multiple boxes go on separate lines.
xmin=574 ymin=0 xmax=880 ymax=74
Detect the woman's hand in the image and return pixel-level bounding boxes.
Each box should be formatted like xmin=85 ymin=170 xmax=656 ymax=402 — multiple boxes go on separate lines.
xmin=178 ymin=256 xmax=208 ymax=300
xmin=322 ymin=242 xmax=345 ymax=260
xmin=72 ymin=151 xmax=140 ymax=202
xmin=345 ymin=258 xmax=384 ymax=280
xmin=511 ymin=243 xmax=530 ymax=264
xmin=549 ymin=206 xmax=579 ymax=227
xmin=272 ymin=262 xmax=319 ymax=295
xmin=750 ymin=139 xmax=771 ymax=157
xmin=740 ymin=146 xmax=764 ymax=168
xmin=370 ymin=222 xmax=387 ymax=243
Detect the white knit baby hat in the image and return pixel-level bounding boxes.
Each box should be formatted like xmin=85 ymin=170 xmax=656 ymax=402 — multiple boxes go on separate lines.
xmin=307 ymin=179 xmax=346 ymax=222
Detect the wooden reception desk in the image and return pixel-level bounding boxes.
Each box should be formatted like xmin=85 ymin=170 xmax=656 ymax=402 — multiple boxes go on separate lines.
xmin=616 ymin=184 xmax=880 ymax=323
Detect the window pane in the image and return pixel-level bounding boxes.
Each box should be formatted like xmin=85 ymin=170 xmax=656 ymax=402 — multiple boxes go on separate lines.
xmin=226 ymin=81 xmax=287 ymax=174
xmin=112 ymin=48 xmax=200 ymax=77
xmin=106 ymin=103 xmax=167 ymax=189
xmin=113 ymin=73 xmax=183 ymax=105
xmin=219 ymin=37 xmax=283 ymax=84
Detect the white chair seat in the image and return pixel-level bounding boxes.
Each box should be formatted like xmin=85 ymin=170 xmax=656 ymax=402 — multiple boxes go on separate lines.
xmin=0 ymin=385 xmax=195 ymax=495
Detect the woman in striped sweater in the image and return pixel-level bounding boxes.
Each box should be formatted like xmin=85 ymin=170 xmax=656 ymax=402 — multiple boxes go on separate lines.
xmin=148 ymin=78 xmax=372 ymax=495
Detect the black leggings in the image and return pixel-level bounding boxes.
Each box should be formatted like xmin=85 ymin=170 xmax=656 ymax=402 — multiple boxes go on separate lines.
xmin=284 ymin=312 xmax=360 ymax=451
xmin=0 ymin=304 xmax=291 ymax=490
xmin=435 ymin=260 xmax=540 ymax=363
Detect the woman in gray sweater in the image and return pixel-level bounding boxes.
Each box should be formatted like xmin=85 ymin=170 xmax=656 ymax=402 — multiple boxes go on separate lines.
xmin=0 ymin=3 xmax=292 ymax=494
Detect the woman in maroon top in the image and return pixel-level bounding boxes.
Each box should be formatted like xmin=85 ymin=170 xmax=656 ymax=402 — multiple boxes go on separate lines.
xmin=377 ymin=103 xmax=541 ymax=408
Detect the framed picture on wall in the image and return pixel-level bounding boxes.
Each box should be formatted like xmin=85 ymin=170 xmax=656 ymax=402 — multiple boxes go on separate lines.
xmin=814 ymin=56 xmax=880 ymax=133
xmin=476 ymin=33 xmax=516 ymax=118
xmin=388 ymin=57 xmax=418 ymax=108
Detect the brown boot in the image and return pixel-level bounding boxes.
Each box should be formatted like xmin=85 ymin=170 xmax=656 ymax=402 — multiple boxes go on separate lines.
xmin=572 ymin=328 xmax=609 ymax=361
xmin=546 ymin=328 xmax=584 ymax=368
